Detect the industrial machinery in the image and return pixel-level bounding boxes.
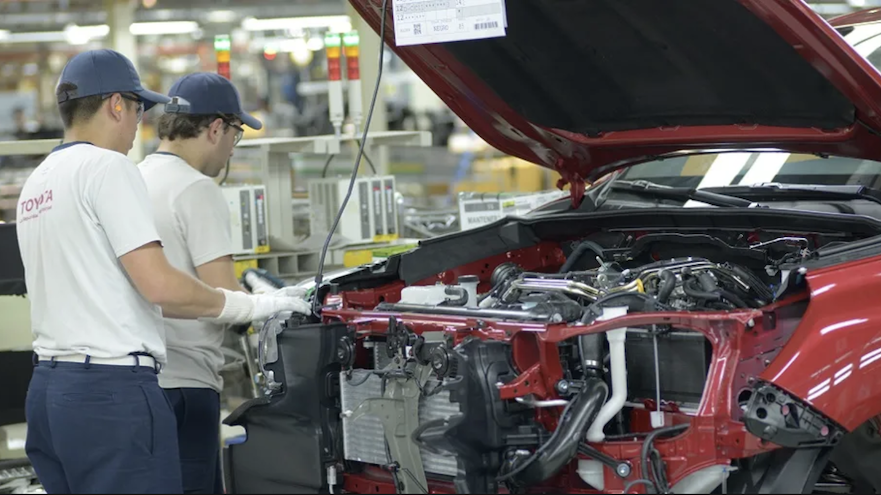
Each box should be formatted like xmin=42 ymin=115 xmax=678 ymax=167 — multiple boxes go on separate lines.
xmin=221 ymin=185 xmax=269 ymax=255
xmin=308 ymin=175 xmax=398 ymax=245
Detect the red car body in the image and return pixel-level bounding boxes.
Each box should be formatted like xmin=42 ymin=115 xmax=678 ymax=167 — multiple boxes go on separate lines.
xmin=223 ymin=2 xmax=881 ymax=494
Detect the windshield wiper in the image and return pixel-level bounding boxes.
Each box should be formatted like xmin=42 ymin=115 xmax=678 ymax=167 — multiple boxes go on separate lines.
xmin=703 ymin=183 xmax=881 ymax=207
xmin=609 ymin=179 xmax=763 ymax=208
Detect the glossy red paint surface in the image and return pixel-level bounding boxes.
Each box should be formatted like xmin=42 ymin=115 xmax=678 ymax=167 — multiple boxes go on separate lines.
xmin=761 ymin=256 xmax=881 ymax=430
xmin=830 ymin=7 xmax=881 ymax=27
xmin=323 ymin=305 xmax=780 ymax=492
xmin=348 ymin=0 xmax=881 ymax=184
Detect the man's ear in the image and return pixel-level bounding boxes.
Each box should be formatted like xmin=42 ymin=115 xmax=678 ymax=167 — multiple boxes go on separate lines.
xmin=108 ymin=93 xmax=124 ymax=122
xmin=207 ymin=118 xmax=225 ymax=144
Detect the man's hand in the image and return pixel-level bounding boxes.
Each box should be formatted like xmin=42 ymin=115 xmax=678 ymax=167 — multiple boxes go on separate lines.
xmin=202 ymin=287 xmax=311 ymax=324
xmin=252 ymin=285 xmax=308 ymax=298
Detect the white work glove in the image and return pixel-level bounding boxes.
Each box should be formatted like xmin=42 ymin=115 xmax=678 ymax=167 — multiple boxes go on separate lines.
xmin=205 ymin=287 xmax=311 ymax=324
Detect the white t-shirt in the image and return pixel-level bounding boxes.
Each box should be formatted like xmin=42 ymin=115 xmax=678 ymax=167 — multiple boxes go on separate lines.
xmin=16 ymin=142 xmax=167 ymax=364
xmin=138 ymin=152 xmax=234 ymax=392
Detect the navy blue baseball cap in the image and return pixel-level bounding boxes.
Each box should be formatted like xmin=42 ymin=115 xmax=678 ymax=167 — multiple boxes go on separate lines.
xmin=56 ymin=49 xmax=170 ymax=111
xmin=164 ymin=72 xmax=262 ymax=130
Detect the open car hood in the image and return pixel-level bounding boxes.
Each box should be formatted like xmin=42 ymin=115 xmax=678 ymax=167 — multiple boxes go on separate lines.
xmin=349 ymin=0 xmax=881 ymax=198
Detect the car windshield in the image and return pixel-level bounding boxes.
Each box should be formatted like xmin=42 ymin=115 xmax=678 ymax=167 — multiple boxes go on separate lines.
xmin=617 ymin=152 xmax=881 ymax=190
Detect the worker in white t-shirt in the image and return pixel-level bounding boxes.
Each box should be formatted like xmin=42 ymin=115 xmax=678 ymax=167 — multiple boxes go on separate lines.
xmin=137 ymin=72 xmax=272 ymax=494
xmin=16 ymin=50 xmax=310 ymax=494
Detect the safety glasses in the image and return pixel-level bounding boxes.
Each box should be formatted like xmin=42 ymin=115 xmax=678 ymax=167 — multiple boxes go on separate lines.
xmin=218 ymin=114 xmax=244 ymax=145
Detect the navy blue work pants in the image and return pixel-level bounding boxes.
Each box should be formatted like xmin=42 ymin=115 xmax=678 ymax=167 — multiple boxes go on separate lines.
xmin=25 ymin=361 xmax=183 ymax=494
xmin=164 ymin=388 xmax=223 ymax=494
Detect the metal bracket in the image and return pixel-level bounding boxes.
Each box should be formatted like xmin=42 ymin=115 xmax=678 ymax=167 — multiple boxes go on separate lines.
xmin=498 ymin=363 xmax=548 ymax=400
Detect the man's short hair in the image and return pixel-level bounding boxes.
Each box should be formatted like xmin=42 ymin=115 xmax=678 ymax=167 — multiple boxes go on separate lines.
xmin=56 ymin=82 xmax=135 ymax=128
xmin=157 ymin=113 xmax=240 ymax=141
xmin=156 ymin=114 xmax=219 ymax=141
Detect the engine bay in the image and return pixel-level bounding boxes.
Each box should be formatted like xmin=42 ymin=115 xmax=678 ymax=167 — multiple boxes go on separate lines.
xmin=227 ymin=216 xmax=870 ymax=494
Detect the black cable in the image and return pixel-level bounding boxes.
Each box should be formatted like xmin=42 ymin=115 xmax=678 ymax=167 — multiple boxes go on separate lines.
xmin=639 ymin=423 xmax=689 ymax=493
xmin=622 ymin=479 xmax=655 ymax=494
xmin=320 ymin=154 xmax=335 ymax=178
xmin=495 ymin=392 xmax=580 ymax=482
xmin=312 ymin=0 xmax=389 ymax=315
xmin=356 ymin=139 xmax=379 ymax=175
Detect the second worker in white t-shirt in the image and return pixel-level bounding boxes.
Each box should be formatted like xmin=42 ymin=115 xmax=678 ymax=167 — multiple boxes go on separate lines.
xmin=138 ymin=72 xmax=276 ymax=494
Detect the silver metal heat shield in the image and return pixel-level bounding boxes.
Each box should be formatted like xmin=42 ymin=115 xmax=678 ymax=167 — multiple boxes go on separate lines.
xmin=339 ymin=369 xmax=460 ymax=478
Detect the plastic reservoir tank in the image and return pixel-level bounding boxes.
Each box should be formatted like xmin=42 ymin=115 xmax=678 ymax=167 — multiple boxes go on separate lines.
xmin=400 ymin=275 xmax=479 ymax=307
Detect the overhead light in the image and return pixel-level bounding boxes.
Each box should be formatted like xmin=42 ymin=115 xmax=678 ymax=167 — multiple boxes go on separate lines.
xmin=242 ymin=15 xmax=352 ymax=33
xmin=0 ymin=30 xmax=9 ymax=42
xmin=207 ymin=10 xmax=237 ymax=23
xmin=129 ymin=21 xmax=200 ymax=36
xmin=0 ymin=31 xmax=67 ymax=43
xmin=64 ymin=24 xmax=109 ymax=45
xmin=306 ymin=36 xmax=324 ymax=51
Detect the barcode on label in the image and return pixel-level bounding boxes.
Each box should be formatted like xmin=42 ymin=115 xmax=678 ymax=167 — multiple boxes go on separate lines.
xmin=474 ymin=21 xmax=499 ymax=30
xmin=414 ymin=23 xmax=422 ymax=35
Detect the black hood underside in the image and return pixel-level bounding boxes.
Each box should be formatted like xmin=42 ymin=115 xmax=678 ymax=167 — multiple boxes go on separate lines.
xmin=445 ymin=0 xmax=855 ymax=136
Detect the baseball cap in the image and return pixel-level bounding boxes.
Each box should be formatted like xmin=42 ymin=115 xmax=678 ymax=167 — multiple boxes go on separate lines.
xmin=56 ymin=49 xmax=171 ymax=111
xmin=164 ymin=72 xmax=263 ymax=130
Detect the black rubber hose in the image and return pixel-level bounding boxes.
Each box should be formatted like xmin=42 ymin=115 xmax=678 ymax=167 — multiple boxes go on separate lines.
xmin=509 ymin=379 xmax=609 ymax=485
xmin=439 ymin=286 xmax=468 ymax=307
xmin=718 ymin=288 xmax=750 ymax=308
xmin=682 ymin=278 xmax=722 ymax=301
xmin=698 ymin=271 xmax=718 ymax=292
xmin=579 ymin=333 xmax=604 ymax=376
xmin=656 ymin=269 xmax=676 ymax=304
xmin=729 ymin=264 xmax=775 ymax=301
xmin=640 ymin=423 xmax=690 ymax=493
xmin=586 ymin=292 xmax=668 ymax=316
xmin=559 ymin=240 xmax=605 ymax=273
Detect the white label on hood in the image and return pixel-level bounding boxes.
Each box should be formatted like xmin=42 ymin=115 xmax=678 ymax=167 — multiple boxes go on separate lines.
xmin=393 ymin=0 xmax=507 ymax=47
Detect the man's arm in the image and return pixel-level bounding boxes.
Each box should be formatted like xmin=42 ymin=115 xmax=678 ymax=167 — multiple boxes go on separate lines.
xmin=196 ymin=255 xmax=246 ymax=293
xmin=120 ymin=242 xmax=225 ymax=318
xmin=93 ymin=158 xmax=307 ymax=323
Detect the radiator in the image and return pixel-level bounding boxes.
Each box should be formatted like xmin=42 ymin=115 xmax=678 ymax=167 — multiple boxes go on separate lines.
xmin=339 ymin=369 xmax=460 ymax=478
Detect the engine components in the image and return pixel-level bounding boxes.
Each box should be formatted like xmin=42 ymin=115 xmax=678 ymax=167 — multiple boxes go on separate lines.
xmin=504 ymin=379 xmax=609 ymax=485
xmin=587 ymin=307 xmax=629 ymax=443
xmin=743 ymin=382 xmax=844 ymax=448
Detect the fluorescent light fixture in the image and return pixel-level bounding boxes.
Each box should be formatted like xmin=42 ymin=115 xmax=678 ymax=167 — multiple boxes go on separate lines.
xmin=65 ymin=24 xmax=109 ymax=45
xmin=1 ymin=31 xmax=67 ymax=43
xmin=242 ymin=15 xmax=352 ymax=33
xmin=0 ymin=30 xmax=9 ymax=42
xmin=129 ymin=21 xmax=199 ymax=36
xmin=207 ymin=10 xmax=237 ymax=23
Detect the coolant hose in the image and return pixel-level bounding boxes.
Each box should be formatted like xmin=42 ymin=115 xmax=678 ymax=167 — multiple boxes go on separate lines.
xmin=439 ymin=286 xmax=469 ymax=307
xmin=682 ymin=278 xmax=721 ymax=301
xmin=559 ymin=240 xmax=606 ymax=273
xmin=587 ymin=307 xmax=629 ymax=442
xmin=656 ymin=269 xmax=675 ymax=304
xmin=515 ymin=379 xmax=609 ymax=485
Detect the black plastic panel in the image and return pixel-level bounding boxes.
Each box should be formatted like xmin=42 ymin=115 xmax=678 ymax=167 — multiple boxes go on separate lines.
xmin=223 ymin=321 xmax=349 ymax=494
